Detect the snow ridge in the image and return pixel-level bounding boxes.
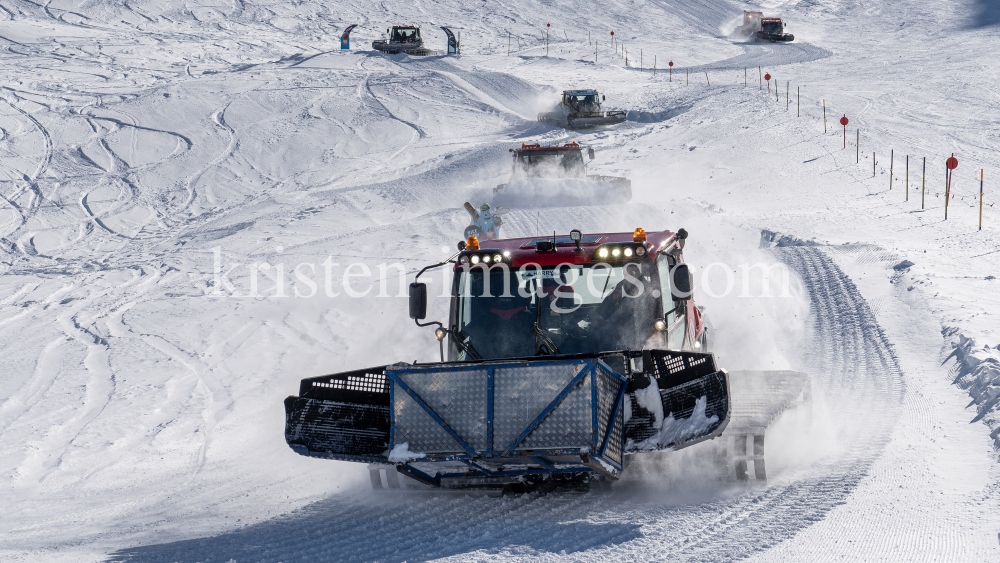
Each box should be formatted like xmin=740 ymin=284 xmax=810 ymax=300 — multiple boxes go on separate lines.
xmin=945 ymin=331 xmax=1000 ymax=451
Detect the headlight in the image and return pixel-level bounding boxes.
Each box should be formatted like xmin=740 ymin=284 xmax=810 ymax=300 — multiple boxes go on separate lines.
xmin=434 ymin=327 xmax=447 ymax=341
xmin=598 ymin=248 xmax=609 ymax=258
xmin=482 ymin=254 xmax=491 ymax=263
xmin=612 ymin=248 xmax=621 ymax=257
xmin=655 ymin=319 xmax=666 ymax=331
xmin=624 ymin=248 xmax=633 ymax=257
xmin=636 ymin=246 xmax=647 ymax=257
xmin=459 ymin=255 xmax=470 ymax=264
xmin=471 ymin=255 xmax=480 ymax=264
xmin=494 ymin=254 xmax=503 ymax=263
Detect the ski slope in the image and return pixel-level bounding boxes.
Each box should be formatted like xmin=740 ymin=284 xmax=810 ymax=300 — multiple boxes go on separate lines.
xmin=0 ymin=0 xmax=998 ymax=561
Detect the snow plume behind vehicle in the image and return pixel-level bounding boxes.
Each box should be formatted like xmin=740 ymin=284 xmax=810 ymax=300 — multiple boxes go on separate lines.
xmin=493 ymin=177 xmax=621 ymax=208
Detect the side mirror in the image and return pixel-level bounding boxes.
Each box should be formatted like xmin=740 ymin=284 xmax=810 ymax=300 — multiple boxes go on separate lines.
xmin=408 ymin=282 xmax=427 ymax=320
xmin=671 ymin=264 xmax=693 ymax=300
xmin=457 ymin=240 xmax=467 ymax=251
xmin=602 ymin=94 xmax=606 ymax=101
xmin=588 ymin=147 xmax=595 ymax=160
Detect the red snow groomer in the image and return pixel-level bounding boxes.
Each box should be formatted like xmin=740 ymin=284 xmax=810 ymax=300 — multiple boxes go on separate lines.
xmin=735 ymin=11 xmax=794 ymax=43
xmin=284 ymin=227 xmax=731 ymax=492
xmin=492 ymin=142 xmax=632 ymax=207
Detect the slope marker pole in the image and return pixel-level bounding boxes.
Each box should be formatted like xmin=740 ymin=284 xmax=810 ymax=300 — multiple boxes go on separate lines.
xmin=758 ymin=66 xmax=762 ymax=89
xmin=922 ymin=157 xmax=926 ymax=209
xmin=945 ymin=166 xmax=950 ymax=220
xmin=797 ymin=87 xmax=800 ymax=117
xmin=980 ymin=169 xmax=984 ymax=231
xmin=906 ymin=155 xmax=909 ymax=201
xmin=705 ymin=71 xmax=710 ymax=86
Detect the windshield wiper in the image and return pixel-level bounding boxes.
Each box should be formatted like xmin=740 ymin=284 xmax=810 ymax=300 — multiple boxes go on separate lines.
xmin=453 ymin=329 xmax=483 ymax=361
xmin=530 ymin=286 xmax=562 ymax=356
xmin=531 ymin=323 xmax=562 ymax=356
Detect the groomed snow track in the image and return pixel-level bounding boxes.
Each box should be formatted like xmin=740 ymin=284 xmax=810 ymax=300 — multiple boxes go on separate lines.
xmin=109 ymin=247 xmax=905 ymax=563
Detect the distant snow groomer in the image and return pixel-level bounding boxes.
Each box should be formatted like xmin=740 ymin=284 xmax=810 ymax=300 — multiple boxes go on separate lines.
xmin=538 ymin=90 xmax=627 ymax=129
xmin=493 ymin=142 xmax=631 ymax=207
xmin=734 ymin=11 xmax=794 ymax=42
xmin=372 ymin=25 xmax=433 ymax=55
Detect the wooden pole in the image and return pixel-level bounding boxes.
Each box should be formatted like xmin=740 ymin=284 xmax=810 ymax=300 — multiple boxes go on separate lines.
xmin=906 ymin=155 xmax=909 ymax=201
xmin=945 ymin=166 xmax=951 ymax=220
xmin=758 ymin=66 xmax=762 ymax=89
xmin=890 ymin=150 xmax=893 ymax=190
xmin=705 ymin=71 xmax=710 ymax=85
xmin=922 ymin=157 xmax=926 ymax=209
xmin=980 ymin=169 xmax=984 ymax=231
xmin=775 ymin=80 xmax=778 ymax=102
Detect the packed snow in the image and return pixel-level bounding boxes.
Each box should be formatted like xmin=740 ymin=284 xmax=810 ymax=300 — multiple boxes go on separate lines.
xmin=0 ymin=0 xmax=998 ymax=562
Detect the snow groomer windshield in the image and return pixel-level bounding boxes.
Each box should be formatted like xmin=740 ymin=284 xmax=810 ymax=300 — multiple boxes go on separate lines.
xmin=450 ymin=262 xmax=659 ymax=360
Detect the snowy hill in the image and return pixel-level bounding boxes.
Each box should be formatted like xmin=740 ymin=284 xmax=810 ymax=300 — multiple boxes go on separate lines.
xmin=0 ymin=0 xmax=998 ymax=561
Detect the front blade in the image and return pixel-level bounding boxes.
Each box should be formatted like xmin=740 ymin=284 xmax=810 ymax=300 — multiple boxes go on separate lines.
xmin=624 ymin=350 xmax=730 ymax=453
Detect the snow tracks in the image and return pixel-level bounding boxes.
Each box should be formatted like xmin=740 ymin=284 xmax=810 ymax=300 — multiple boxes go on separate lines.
xmin=109 ymin=247 xmax=906 ymax=562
